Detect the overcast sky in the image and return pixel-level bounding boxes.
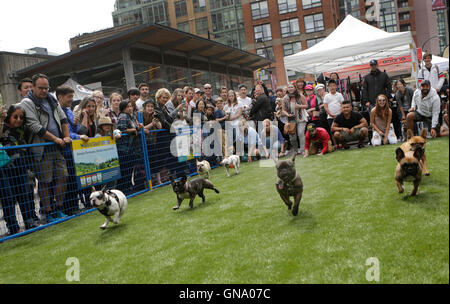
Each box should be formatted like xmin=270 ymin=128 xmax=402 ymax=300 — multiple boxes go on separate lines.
xmin=0 ymin=0 xmax=117 ymax=55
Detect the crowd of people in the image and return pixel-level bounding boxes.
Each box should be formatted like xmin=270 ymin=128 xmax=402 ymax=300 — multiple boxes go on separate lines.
xmin=0 ymin=53 xmax=449 ymax=237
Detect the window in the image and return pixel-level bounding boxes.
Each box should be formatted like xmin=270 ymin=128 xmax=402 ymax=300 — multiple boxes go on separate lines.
xmin=283 ymin=42 xmax=302 ymax=56
xmin=399 ymin=24 xmax=411 ymax=32
xmin=251 ymin=1 xmax=269 ymax=20
xmin=175 ymin=0 xmax=188 ymax=17
xmin=397 ymin=0 xmax=409 ymax=8
xmin=194 ymin=0 xmax=206 ymax=13
xmin=399 ymin=12 xmax=410 ymax=20
xmin=177 ymin=21 xmax=190 ymax=33
xmin=256 ymin=47 xmax=274 ymax=60
xmin=302 ymin=0 xmax=321 ymax=9
xmin=211 ymin=9 xmax=237 ymax=31
xmin=304 ymin=13 xmax=324 ymax=33
xmin=254 ymin=23 xmax=272 ymax=42
xmin=196 ymin=17 xmax=209 ymax=35
xmin=280 ymin=18 xmax=300 ymax=38
xmin=278 ymin=0 xmax=297 ymax=14
xmin=306 ymin=37 xmax=324 ymax=48
xmin=209 ymin=0 xmax=235 ymax=9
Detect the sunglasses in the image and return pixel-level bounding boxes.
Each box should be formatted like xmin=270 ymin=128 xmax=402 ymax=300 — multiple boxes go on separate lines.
xmin=12 ymin=115 xmax=24 ymax=120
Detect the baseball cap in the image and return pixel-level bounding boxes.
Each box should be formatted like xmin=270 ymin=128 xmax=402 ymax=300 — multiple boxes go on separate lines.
xmin=370 ymin=59 xmax=378 ymax=66
xmin=315 ymin=84 xmax=325 ymax=91
xmin=305 ymin=84 xmax=314 ymax=90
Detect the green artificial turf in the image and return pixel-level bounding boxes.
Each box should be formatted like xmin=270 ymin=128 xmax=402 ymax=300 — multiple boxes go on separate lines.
xmin=0 ymin=138 xmax=448 ymax=284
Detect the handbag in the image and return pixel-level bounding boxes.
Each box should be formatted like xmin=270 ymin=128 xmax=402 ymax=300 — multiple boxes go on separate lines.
xmin=0 ymin=144 xmax=11 ymax=168
xmin=284 ymin=120 xmax=297 ymax=135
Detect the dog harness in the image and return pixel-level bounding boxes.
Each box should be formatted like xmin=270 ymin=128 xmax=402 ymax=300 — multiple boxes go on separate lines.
xmin=277 ymin=176 xmax=299 ymax=194
xmin=97 ymin=190 xmax=120 ymax=216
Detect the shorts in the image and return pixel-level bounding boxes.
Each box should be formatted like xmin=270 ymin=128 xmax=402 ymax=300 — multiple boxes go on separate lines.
xmin=34 ymin=147 xmax=68 ymax=184
xmin=341 ymin=128 xmax=361 ymax=142
xmin=413 ymin=111 xmax=432 ymax=127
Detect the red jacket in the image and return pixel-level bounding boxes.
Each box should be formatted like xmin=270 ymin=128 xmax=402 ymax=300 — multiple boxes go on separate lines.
xmin=305 ymin=127 xmax=330 ymax=154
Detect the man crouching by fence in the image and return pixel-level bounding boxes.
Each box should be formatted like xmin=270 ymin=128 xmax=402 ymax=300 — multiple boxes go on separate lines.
xmin=20 ymin=73 xmax=71 ymax=224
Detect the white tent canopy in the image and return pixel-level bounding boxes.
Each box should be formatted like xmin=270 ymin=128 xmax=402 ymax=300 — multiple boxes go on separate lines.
xmin=431 ymin=55 xmax=449 ymax=72
xmin=284 ymin=15 xmax=416 ymax=75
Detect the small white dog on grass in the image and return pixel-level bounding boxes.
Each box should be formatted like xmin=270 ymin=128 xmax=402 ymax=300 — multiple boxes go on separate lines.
xmin=90 ymin=186 xmax=127 ymax=230
xmin=220 ymin=155 xmax=240 ymax=177
xmin=196 ymin=159 xmax=211 ymax=179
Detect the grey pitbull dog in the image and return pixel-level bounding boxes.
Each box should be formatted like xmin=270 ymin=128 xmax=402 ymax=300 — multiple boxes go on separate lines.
xmin=273 ymin=153 xmax=304 ymax=216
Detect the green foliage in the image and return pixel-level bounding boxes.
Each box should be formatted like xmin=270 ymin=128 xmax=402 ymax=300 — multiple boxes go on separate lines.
xmin=0 ymin=139 xmax=448 ymax=283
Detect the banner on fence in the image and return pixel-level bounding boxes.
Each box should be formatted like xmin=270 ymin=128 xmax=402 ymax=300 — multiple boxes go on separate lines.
xmin=72 ymin=136 xmax=121 ymax=189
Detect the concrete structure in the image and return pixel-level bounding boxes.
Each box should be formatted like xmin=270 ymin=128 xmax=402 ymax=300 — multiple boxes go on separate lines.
xmin=15 ymin=23 xmax=271 ymax=98
xmin=0 ymin=52 xmax=53 ymax=106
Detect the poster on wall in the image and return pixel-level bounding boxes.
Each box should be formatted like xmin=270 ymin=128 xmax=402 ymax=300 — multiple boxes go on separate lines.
xmin=72 ymin=136 xmax=121 ymax=189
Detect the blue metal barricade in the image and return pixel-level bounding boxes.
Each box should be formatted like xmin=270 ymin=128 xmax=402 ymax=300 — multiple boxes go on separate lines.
xmin=0 ymin=123 xmax=221 ymax=242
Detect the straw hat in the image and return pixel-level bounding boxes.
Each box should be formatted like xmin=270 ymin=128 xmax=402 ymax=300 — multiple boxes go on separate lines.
xmin=98 ymin=117 xmax=114 ymax=128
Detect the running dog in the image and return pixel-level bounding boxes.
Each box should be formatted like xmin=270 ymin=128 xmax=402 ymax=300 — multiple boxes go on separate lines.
xmin=220 ymin=155 xmax=240 ymax=177
xmin=395 ymin=147 xmax=423 ymax=196
xmin=273 ymin=153 xmax=303 ymax=216
xmin=401 ymin=129 xmax=429 ymax=175
xmin=196 ymin=159 xmax=211 ymax=179
xmin=170 ymin=176 xmax=220 ymax=210
xmin=90 ymin=186 xmax=127 ymax=229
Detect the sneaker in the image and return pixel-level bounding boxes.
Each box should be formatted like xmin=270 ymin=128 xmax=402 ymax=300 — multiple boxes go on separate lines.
xmin=56 ymin=211 xmax=68 ymax=218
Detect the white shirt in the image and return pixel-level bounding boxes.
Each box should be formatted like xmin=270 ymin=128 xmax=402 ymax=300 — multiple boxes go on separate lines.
xmin=135 ymin=98 xmax=145 ymax=111
xmin=237 ymin=96 xmax=252 ymax=108
xmin=419 ymin=63 xmax=445 ymax=92
xmin=324 ymin=92 xmax=344 ymax=119
xmin=224 ymin=103 xmax=243 ymax=127
xmin=411 ymin=88 xmax=441 ymax=129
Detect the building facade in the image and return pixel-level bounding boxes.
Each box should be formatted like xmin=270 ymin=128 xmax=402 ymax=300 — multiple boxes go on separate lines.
xmin=69 ymin=0 xmax=448 ymax=89
xmin=242 ymin=0 xmax=341 ymax=86
xmin=109 ymin=0 xmax=246 ymax=49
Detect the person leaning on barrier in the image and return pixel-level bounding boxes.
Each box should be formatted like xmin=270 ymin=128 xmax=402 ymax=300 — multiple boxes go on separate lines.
xmin=142 ymin=99 xmax=162 ymax=133
xmin=0 ymin=104 xmax=41 ymax=234
xmin=19 ymin=73 xmax=71 ymax=224
xmin=106 ymin=92 xmax=122 ymax=125
xmin=136 ymin=83 xmax=152 ymax=111
xmin=117 ymin=99 xmax=143 ymax=136
xmin=154 ymin=88 xmax=176 ymax=130
xmin=92 ymin=90 xmax=106 ymax=120
xmin=127 ymin=87 xmax=140 ymax=115
xmin=165 ymin=88 xmax=184 ymax=118
xmin=76 ymin=97 xmax=97 ymax=138
xmin=56 ymin=86 xmax=90 ymax=143
xmin=95 ymin=117 xmax=121 ymax=140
